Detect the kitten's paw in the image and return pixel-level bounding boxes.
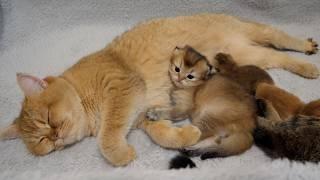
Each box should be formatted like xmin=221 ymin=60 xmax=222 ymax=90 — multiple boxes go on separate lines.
xmin=180 ymin=125 xmax=202 ymax=147
xmin=146 ymin=107 xmax=160 ymax=121
xmin=146 ymin=106 xmax=168 ymax=120
xmin=305 ymin=38 xmax=318 ymax=55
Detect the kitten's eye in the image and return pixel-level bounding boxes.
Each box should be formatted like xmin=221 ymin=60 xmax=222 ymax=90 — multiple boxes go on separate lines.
xmin=187 ymin=74 xmax=194 ymax=79
xmin=175 ymin=67 xmax=180 ymax=72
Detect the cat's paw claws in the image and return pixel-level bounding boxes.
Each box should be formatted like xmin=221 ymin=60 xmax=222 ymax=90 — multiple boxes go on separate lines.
xmin=305 ymin=38 xmax=318 ymax=55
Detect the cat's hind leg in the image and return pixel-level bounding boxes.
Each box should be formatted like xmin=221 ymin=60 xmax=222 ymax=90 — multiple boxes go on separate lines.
xmin=243 ymin=21 xmax=318 ymax=54
xmin=231 ymin=46 xmax=319 ymax=78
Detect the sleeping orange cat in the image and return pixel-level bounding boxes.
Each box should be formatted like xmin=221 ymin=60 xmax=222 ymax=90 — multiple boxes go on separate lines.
xmin=0 ymin=13 xmax=318 ymax=166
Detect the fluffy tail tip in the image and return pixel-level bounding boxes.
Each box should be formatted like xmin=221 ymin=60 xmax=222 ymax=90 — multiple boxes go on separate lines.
xmin=169 ymin=155 xmax=196 ymax=169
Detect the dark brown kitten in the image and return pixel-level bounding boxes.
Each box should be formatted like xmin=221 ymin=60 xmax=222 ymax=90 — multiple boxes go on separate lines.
xmin=215 ymin=53 xmax=274 ymax=95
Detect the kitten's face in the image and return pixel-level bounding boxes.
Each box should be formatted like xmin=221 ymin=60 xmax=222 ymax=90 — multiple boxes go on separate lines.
xmin=15 ymin=75 xmax=89 ymax=155
xmin=169 ymin=46 xmax=214 ymax=88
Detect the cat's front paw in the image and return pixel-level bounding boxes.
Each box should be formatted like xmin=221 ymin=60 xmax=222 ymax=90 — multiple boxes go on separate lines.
xmin=305 ymin=38 xmax=318 ymax=55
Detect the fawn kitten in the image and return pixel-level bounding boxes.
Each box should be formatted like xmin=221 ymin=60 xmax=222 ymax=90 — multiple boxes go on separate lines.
xmin=253 ymin=83 xmax=320 ymax=162
xmin=148 ymin=47 xmax=261 ymax=168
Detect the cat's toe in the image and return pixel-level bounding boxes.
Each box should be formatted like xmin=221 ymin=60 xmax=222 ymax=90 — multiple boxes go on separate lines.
xmin=305 ymin=38 xmax=318 ymax=55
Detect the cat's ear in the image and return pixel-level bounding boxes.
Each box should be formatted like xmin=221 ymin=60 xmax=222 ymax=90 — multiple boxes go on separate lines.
xmin=205 ymin=64 xmax=217 ymax=80
xmin=0 ymin=123 xmax=20 ymax=140
xmin=16 ymin=73 xmax=48 ymax=97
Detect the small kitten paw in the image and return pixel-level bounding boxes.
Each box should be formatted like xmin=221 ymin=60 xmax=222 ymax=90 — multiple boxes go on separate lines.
xmin=146 ymin=107 xmax=162 ymax=121
xmin=305 ymin=38 xmax=318 ymax=55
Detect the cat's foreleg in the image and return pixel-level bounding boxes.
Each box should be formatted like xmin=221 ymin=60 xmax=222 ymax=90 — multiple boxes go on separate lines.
xmin=146 ymin=88 xmax=194 ymax=121
xmin=146 ymin=106 xmax=189 ymax=121
xmin=98 ymin=77 xmax=145 ymax=166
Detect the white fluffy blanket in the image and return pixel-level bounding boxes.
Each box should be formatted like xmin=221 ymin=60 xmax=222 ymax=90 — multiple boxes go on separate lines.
xmin=1 ymin=0 xmax=320 ymax=179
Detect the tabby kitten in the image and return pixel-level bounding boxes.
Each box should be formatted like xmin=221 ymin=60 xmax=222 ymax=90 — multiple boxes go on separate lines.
xmin=253 ymin=83 xmax=320 ymax=162
xmin=254 ymin=115 xmax=320 ymax=162
xmin=1 ymin=13 xmax=318 ymax=166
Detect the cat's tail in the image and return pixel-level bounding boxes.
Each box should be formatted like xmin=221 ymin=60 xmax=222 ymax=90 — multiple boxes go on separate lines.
xmin=169 ymin=154 xmax=196 ymax=169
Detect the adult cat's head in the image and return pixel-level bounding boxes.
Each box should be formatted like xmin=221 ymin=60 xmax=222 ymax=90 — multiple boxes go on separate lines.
xmin=169 ymin=45 xmax=215 ymax=88
xmin=0 ymin=74 xmax=89 ymax=155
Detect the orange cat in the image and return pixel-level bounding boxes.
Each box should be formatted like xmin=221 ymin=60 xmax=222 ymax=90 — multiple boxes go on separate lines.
xmin=0 ymin=13 xmax=318 ymax=166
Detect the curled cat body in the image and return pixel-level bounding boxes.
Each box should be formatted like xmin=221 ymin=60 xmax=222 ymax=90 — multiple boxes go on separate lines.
xmin=148 ymin=47 xmax=274 ymax=169
xmin=0 ymin=13 xmax=318 ymax=166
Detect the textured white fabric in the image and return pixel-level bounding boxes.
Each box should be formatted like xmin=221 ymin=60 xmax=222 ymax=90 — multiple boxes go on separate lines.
xmin=0 ymin=0 xmax=320 ymax=179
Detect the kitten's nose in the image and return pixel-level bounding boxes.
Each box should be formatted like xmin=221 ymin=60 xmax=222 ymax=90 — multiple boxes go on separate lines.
xmin=177 ymin=76 xmax=183 ymax=82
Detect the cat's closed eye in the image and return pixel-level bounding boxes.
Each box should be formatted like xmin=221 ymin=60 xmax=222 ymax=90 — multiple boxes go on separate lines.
xmin=39 ymin=137 xmax=46 ymax=143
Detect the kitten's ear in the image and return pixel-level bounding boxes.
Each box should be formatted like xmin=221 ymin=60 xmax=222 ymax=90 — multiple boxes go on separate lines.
xmin=0 ymin=123 xmax=20 ymax=140
xmin=16 ymin=73 xmax=48 ymax=97
xmin=205 ymin=64 xmax=217 ymax=80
